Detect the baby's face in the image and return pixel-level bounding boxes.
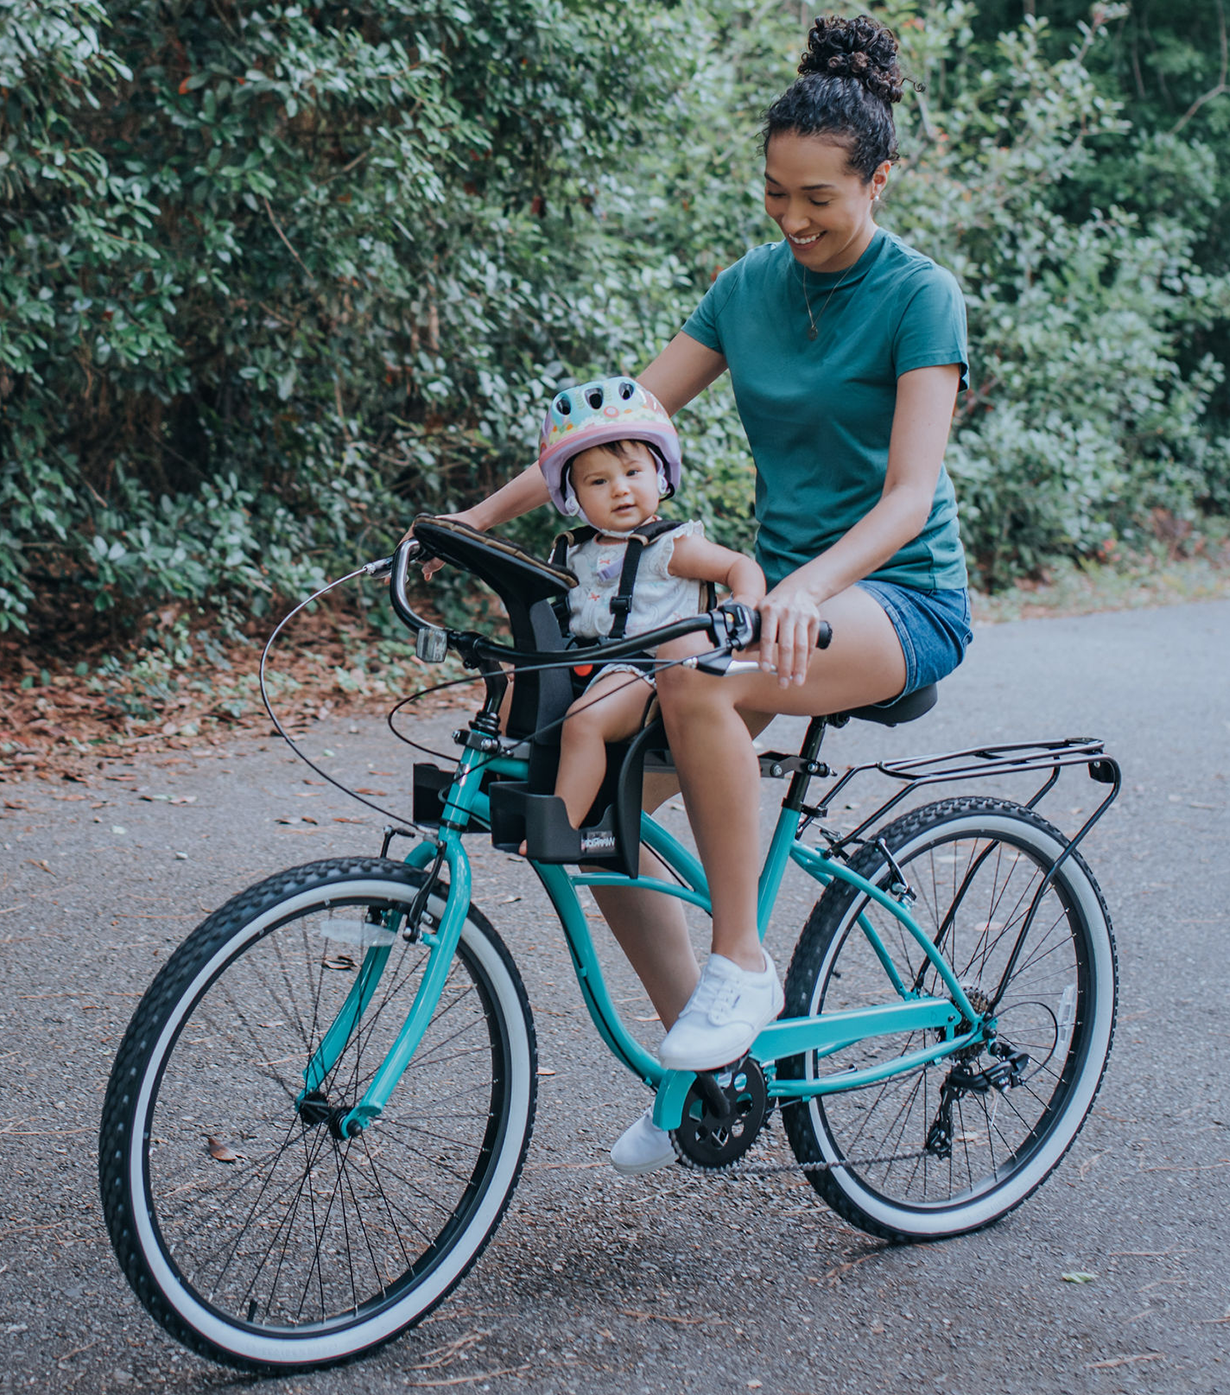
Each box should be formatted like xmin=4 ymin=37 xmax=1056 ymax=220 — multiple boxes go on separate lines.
xmin=570 ymin=442 xmax=660 ymax=533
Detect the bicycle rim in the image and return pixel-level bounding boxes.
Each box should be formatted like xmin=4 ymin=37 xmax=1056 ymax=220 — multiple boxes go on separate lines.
xmin=783 ymin=799 xmax=1116 ymax=1240
xmin=102 ymin=860 xmax=535 ymax=1370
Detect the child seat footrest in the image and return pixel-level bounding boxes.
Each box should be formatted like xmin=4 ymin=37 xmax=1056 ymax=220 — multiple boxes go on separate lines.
xmin=488 ymin=781 xmax=630 ymax=873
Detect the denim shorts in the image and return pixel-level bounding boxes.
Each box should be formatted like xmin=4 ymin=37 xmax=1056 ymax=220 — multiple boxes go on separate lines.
xmin=856 ymin=581 xmax=973 ymax=697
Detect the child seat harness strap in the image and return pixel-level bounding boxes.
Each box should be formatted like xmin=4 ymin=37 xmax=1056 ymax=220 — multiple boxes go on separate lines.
xmin=549 ymin=519 xmax=712 ymax=640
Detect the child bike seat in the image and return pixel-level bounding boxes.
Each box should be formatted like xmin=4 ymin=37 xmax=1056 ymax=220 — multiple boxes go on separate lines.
xmin=411 ymin=515 xmax=577 ymax=739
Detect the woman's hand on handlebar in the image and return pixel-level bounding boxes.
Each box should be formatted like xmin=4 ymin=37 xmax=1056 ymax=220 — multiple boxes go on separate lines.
xmin=756 ymin=583 xmax=827 ymax=689
xmin=402 ymin=509 xmax=486 ymax=580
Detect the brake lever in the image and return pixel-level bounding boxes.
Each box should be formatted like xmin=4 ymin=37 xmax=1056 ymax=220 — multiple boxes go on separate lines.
xmin=686 ymin=651 xmax=763 ymax=677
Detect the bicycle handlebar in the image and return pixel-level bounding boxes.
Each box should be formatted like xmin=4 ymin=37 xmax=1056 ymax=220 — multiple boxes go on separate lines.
xmin=369 ymin=537 xmax=833 ymax=670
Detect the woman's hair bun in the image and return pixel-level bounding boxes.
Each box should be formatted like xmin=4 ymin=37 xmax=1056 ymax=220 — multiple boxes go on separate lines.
xmin=798 ymin=14 xmax=904 ymax=105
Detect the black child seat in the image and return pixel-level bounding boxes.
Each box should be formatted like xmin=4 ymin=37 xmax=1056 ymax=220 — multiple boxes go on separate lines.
xmin=408 ymin=515 xmax=672 ymax=878
xmin=407 ymin=517 xmax=940 ymax=878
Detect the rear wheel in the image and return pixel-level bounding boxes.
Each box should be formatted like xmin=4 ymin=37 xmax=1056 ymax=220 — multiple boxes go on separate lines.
xmin=99 ymin=857 xmax=536 ymax=1372
xmin=782 ymin=798 xmax=1116 ymax=1241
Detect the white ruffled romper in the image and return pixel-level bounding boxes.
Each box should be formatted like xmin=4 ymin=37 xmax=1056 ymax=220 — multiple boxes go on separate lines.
xmin=565 ymin=520 xmax=706 ymax=689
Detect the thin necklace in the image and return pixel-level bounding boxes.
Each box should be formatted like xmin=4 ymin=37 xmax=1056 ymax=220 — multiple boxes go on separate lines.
xmin=799 ymin=258 xmax=857 ymax=341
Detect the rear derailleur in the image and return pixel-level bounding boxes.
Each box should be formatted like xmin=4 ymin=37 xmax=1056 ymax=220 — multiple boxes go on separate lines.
xmin=925 ymin=1042 xmax=1031 ymax=1160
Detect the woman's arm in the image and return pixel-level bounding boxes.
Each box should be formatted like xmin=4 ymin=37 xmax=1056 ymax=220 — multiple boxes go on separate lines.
xmin=407 ymin=330 xmax=727 ymax=555
xmin=757 ymin=362 xmax=962 ymax=687
xmin=668 ymin=534 xmax=766 ymax=607
xmin=638 ymin=333 xmax=728 ymax=414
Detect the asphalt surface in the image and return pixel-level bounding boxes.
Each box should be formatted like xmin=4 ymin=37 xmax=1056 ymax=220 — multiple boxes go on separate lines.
xmin=2 ymin=599 xmax=1228 ymax=1395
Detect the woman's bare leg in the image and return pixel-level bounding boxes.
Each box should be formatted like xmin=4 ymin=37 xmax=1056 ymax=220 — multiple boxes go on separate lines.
xmin=655 ymin=585 xmax=907 ymax=971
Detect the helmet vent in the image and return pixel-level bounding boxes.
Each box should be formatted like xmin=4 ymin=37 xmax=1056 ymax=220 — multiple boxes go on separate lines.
xmin=618 ymin=380 xmax=635 ymax=399
xmin=585 ymin=387 xmax=604 ymax=409
xmin=556 ymin=394 xmax=572 ymax=415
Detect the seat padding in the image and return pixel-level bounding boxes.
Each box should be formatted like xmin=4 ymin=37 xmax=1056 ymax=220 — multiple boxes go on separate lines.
xmin=841 ymin=683 xmax=938 ymax=727
xmin=412 ymin=515 xmax=576 ymax=610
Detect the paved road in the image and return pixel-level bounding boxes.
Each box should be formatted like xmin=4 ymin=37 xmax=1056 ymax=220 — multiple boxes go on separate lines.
xmin=2 ymin=600 xmax=1228 ymax=1395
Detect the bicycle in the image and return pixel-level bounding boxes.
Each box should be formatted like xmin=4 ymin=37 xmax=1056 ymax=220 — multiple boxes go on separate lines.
xmin=98 ymin=515 xmax=1120 ymax=1373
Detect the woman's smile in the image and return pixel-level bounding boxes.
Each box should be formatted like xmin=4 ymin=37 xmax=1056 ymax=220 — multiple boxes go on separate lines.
xmin=763 ymin=131 xmax=888 ymax=273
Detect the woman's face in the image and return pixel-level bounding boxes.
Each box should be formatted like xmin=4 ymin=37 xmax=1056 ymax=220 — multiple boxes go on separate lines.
xmin=763 ymin=131 xmax=889 ymax=274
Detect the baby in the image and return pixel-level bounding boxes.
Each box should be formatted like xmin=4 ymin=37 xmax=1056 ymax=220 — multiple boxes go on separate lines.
xmin=537 ymin=377 xmax=764 ymax=832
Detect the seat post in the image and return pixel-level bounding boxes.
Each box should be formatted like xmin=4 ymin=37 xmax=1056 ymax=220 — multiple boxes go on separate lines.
xmin=783 ymin=716 xmax=831 ymax=812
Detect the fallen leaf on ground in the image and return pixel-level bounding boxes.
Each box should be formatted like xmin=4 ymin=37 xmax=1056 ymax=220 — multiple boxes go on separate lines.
xmin=1062 ymin=1271 xmax=1098 ymax=1283
xmin=206 ymin=1136 xmax=241 ymax=1163
xmin=1085 ymin=1353 xmax=1163 ymax=1370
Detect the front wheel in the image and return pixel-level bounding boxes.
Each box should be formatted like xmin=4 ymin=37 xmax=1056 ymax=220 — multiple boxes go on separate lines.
xmin=99 ymin=857 xmax=536 ymax=1372
xmin=782 ymin=797 xmax=1117 ymax=1241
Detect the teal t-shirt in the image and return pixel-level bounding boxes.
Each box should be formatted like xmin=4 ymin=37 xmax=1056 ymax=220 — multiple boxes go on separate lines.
xmin=681 ymin=228 xmax=969 ymax=591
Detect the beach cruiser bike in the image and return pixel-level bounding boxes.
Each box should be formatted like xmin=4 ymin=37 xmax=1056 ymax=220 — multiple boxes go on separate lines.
xmin=99 ymin=517 xmax=1120 ymax=1372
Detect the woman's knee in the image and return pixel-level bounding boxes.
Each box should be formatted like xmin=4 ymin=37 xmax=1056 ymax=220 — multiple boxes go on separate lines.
xmin=655 ymin=659 xmax=734 ymax=721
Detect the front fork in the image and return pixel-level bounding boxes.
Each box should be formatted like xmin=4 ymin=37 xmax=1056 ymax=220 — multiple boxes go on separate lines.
xmin=291 ymin=834 xmax=465 ymax=1138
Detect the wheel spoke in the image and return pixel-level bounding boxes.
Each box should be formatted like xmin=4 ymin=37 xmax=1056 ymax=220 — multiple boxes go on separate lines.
xmin=783 ymin=799 xmax=1115 ymax=1240
xmin=103 ymin=863 xmax=535 ymax=1367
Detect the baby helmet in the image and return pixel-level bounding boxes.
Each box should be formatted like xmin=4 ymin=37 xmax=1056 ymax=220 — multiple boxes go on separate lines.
xmin=538 ymin=377 xmax=682 ymax=517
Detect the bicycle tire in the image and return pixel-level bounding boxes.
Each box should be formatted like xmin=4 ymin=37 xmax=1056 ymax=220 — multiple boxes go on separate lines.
xmin=99 ymin=857 xmax=536 ymax=1372
xmin=781 ymin=797 xmax=1116 ymax=1241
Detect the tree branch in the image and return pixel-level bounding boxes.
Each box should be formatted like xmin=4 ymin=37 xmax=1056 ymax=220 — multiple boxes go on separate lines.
xmin=1171 ymin=0 xmax=1228 ymax=134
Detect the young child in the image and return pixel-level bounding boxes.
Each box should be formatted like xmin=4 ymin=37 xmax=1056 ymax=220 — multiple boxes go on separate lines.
xmin=537 ymin=377 xmax=765 ymax=834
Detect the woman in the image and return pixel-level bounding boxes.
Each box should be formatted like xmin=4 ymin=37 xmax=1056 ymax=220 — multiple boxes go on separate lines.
xmin=422 ymin=14 xmax=972 ymax=1174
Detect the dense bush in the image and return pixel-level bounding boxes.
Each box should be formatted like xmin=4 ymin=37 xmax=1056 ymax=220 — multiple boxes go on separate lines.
xmin=0 ymin=0 xmax=681 ymax=633
xmin=1 ymin=0 xmax=1228 ymax=642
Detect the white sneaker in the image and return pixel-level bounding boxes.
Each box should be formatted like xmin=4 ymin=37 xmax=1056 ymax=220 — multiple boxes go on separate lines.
xmin=658 ymin=950 xmax=784 ymax=1072
xmin=610 ymin=1107 xmax=675 ymax=1176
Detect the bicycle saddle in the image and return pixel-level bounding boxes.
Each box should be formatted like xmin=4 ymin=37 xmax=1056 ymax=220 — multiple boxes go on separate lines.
xmin=840 ymin=683 xmax=938 ymax=727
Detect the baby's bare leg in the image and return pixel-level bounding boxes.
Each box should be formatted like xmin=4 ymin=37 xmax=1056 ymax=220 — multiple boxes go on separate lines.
xmin=555 ymin=672 xmax=653 ymax=828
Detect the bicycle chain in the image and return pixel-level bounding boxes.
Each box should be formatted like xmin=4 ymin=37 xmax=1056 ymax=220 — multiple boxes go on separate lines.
xmin=679 ymin=1142 xmax=930 ymax=1179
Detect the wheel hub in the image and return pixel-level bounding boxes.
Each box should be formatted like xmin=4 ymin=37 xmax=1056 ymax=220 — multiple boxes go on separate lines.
xmin=297 ymin=1089 xmax=353 ymax=1140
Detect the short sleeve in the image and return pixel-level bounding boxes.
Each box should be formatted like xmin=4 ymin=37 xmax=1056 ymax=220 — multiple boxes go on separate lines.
xmin=681 ymin=267 xmax=740 ymax=355
xmin=891 ymin=268 xmax=969 ymax=391
xmin=649 ymin=519 xmax=704 ymax=579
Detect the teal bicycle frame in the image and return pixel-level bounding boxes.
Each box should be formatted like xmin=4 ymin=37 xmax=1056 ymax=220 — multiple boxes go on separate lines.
xmin=310 ymin=734 xmax=985 ymax=1141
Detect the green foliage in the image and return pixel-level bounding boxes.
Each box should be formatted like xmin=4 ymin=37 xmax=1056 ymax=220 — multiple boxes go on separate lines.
xmin=878 ymin=2 xmax=1230 ymax=584
xmin=1 ymin=0 xmax=1228 ymax=645
xmin=0 ymin=0 xmax=679 ymax=631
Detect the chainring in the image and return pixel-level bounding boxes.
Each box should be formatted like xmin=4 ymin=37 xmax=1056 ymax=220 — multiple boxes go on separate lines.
xmin=671 ymin=1057 xmax=769 ymax=1172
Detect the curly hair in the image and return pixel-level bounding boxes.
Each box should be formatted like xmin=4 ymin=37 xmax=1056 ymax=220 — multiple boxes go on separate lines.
xmin=762 ymin=14 xmax=905 ymax=181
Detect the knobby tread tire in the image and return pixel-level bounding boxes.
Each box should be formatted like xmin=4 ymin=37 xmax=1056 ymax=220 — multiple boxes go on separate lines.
xmin=98 ymin=857 xmax=536 ymax=1373
xmin=781 ymin=797 xmax=1117 ymax=1243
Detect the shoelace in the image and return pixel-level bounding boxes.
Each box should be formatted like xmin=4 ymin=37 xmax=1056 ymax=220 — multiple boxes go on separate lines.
xmin=688 ymin=971 xmax=742 ymax=1024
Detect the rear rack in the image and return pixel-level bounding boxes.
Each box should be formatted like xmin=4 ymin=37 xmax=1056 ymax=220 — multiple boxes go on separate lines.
xmin=800 ymin=736 xmax=1121 ymax=864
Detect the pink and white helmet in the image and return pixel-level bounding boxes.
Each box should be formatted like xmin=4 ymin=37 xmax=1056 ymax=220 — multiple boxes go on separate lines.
xmin=538 ymin=377 xmax=682 ymax=517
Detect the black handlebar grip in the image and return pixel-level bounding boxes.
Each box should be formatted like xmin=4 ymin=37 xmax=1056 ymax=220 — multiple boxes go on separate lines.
xmin=817 ymin=621 xmax=833 ymax=650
